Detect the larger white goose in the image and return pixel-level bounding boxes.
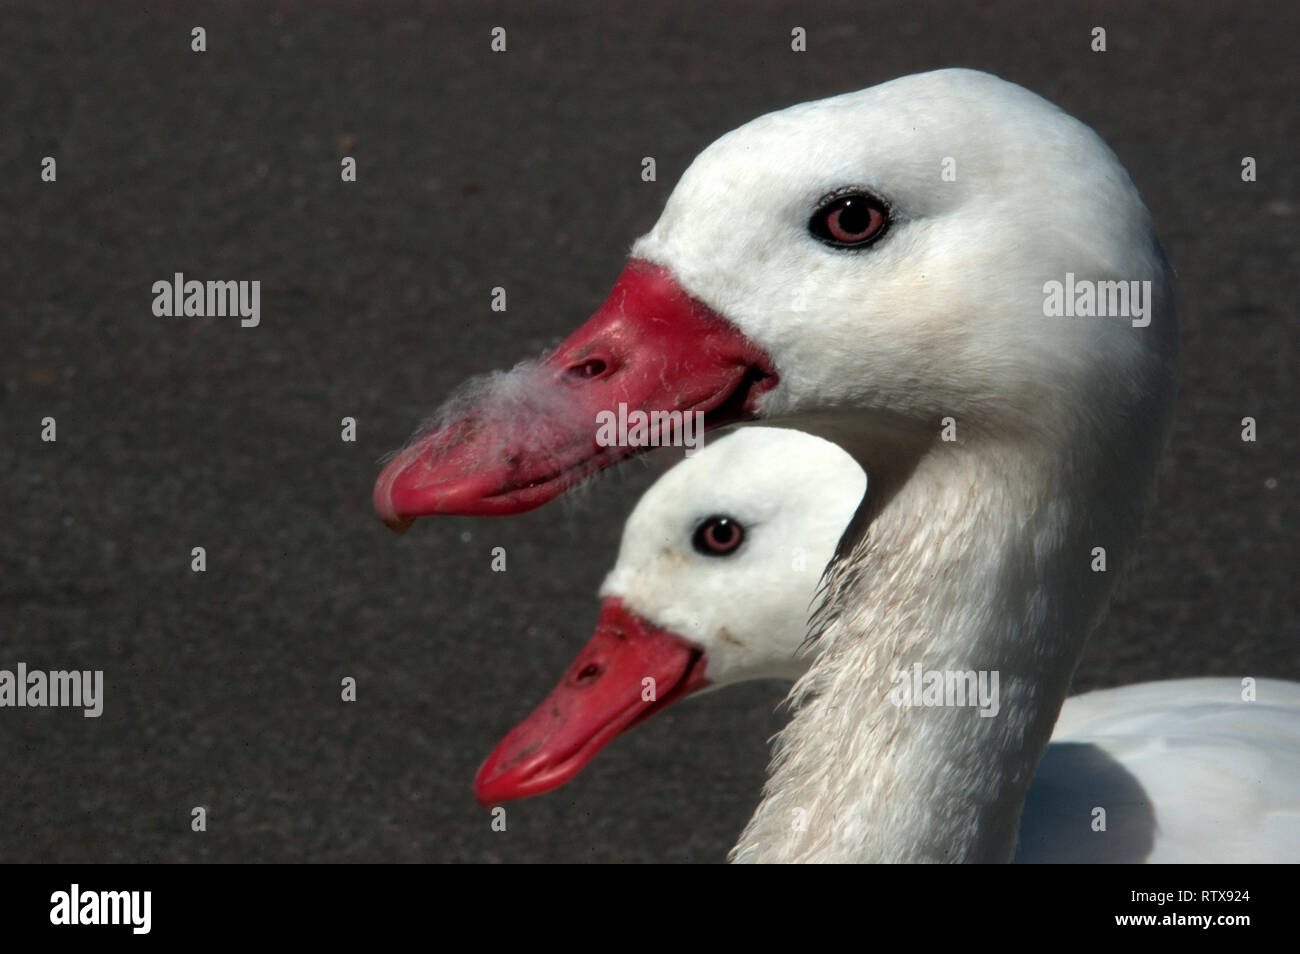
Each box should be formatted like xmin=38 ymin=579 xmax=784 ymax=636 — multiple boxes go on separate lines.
xmin=474 ymin=428 xmax=1300 ymax=863
xmin=376 ymin=70 xmax=1182 ymax=861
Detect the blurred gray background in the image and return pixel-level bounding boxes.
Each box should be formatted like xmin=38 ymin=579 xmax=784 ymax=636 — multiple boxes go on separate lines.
xmin=1 ymin=0 xmax=1295 ymax=862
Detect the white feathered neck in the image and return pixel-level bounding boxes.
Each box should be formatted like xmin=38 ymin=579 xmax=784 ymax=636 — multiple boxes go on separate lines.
xmin=625 ymin=69 xmax=1179 ymax=862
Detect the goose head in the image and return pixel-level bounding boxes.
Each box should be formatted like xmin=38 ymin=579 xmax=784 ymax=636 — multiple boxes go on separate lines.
xmin=473 ymin=428 xmax=865 ymax=804
xmin=375 ymin=68 xmax=1173 ymax=528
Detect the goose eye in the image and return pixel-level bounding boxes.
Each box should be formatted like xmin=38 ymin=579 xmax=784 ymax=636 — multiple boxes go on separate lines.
xmin=693 ymin=516 xmax=745 ymax=556
xmin=810 ymin=192 xmax=888 ymax=248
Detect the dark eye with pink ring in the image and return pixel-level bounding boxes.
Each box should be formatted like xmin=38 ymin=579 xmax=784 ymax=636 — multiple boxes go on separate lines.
xmin=693 ymin=516 xmax=745 ymax=556
xmin=810 ymin=191 xmax=888 ymax=248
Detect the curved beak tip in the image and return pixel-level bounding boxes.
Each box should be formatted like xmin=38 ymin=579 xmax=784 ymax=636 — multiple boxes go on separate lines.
xmin=472 ymin=770 xmax=503 ymax=807
xmin=381 ymin=514 xmax=414 ymax=535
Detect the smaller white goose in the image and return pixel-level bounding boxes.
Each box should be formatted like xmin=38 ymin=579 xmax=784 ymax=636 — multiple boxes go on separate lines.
xmin=476 ymin=428 xmax=1300 ymax=863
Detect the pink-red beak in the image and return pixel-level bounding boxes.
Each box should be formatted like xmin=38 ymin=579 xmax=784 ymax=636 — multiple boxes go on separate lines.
xmin=373 ymin=259 xmax=776 ymax=530
xmin=474 ymin=598 xmax=710 ymax=805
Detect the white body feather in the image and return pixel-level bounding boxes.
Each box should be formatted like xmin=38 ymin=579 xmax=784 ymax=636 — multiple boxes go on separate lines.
xmin=602 ymin=429 xmax=1300 ymax=863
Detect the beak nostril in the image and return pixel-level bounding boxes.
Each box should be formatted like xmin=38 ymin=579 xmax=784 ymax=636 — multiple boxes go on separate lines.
xmin=574 ymin=662 xmax=603 ymax=684
xmin=565 ymin=358 xmax=609 ymax=380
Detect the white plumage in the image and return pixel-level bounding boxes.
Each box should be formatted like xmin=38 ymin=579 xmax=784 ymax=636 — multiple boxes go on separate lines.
xmin=598 ymin=428 xmax=1300 ymax=863
xmin=1022 ymin=678 xmax=1300 ymax=863
xmin=403 ymin=68 xmax=1287 ymax=862
xmin=629 ymin=68 xmax=1180 ymax=862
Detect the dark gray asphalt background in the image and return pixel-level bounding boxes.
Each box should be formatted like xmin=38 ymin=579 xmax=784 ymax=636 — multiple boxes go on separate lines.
xmin=1 ymin=1 xmax=1295 ymax=863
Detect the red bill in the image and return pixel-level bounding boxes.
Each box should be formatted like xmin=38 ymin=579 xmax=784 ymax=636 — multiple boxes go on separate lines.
xmin=474 ymin=598 xmax=710 ymax=804
xmin=374 ymin=260 xmax=776 ymax=530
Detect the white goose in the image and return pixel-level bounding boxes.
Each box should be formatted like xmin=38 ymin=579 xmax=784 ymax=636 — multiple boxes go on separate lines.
xmin=377 ymin=70 xmax=1204 ymax=860
xmin=474 ymin=428 xmax=1300 ymax=863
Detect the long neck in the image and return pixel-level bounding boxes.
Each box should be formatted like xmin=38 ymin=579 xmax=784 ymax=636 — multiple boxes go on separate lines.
xmin=731 ymin=427 xmax=1154 ymax=862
